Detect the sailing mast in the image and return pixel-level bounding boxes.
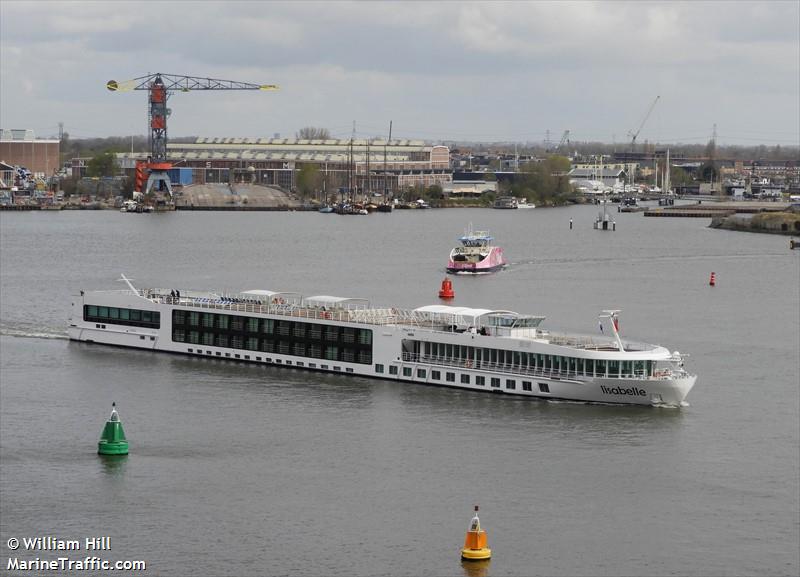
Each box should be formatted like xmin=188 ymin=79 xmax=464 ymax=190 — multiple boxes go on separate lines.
xmin=384 ymin=120 xmax=392 ymax=204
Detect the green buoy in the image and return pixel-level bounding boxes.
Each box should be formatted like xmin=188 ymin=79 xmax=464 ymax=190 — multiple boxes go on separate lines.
xmin=98 ymin=402 xmax=129 ymax=455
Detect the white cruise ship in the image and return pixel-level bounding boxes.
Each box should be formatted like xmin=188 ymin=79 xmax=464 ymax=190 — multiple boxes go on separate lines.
xmin=67 ymin=276 xmax=696 ymax=406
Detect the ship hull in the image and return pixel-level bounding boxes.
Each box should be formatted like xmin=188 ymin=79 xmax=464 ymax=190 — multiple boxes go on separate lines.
xmin=67 ymin=289 xmax=695 ymax=407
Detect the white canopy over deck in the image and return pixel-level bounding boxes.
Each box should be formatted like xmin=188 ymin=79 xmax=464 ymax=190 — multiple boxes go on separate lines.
xmin=304 ymin=295 xmax=371 ymax=310
xmin=240 ymin=289 xmax=302 ymax=305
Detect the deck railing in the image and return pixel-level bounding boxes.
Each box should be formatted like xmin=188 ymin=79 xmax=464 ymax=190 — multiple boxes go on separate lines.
xmin=400 ymin=352 xmax=656 ymax=380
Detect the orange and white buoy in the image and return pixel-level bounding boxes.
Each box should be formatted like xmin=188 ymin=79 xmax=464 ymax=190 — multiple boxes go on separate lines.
xmin=460 ymin=505 xmax=491 ymax=561
xmin=439 ymin=277 xmax=455 ymax=299
xmin=709 ymin=272 xmax=716 ymax=286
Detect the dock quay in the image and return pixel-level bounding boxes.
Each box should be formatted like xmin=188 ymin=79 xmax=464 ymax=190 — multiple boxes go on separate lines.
xmin=645 ymin=202 xmax=790 ymax=218
xmin=0 ymin=204 xmax=41 ymax=211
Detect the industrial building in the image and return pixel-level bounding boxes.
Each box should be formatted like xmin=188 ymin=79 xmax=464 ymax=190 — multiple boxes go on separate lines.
xmin=117 ymin=137 xmax=452 ymax=193
xmin=0 ymin=129 xmax=60 ymax=177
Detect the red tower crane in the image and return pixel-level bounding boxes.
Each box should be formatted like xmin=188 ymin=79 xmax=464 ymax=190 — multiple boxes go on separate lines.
xmin=107 ymin=73 xmax=278 ymax=199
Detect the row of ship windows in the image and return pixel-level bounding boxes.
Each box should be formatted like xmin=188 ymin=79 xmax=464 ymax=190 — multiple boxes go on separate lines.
xmin=375 ymin=364 xmax=550 ymax=393
xmin=184 ymin=348 xmax=356 ymax=373
xmin=173 ymin=329 xmax=372 ymax=364
xmin=84 ymin=305 xmax=161 ymax=329
xmin=177 ymin=349 xmax=551 ymax=393
xmin=416 ymin=340 xmax=653 ymax=377
xmin=173 ymin=310 xmax=372 ymax=344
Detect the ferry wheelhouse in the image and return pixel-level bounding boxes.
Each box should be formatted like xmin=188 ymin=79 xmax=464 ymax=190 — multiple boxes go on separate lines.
xmin=67 ymin=276 xmax=696 ymax=407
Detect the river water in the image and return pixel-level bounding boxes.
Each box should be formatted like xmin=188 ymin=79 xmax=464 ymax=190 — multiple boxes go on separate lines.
xmin=1 ymin=205 xmax=798 ymax=576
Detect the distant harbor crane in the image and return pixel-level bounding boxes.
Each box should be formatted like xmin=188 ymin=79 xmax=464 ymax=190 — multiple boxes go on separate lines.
xmin=628 ymin=95 xmax=660 ymax=152
xmin=107 ymin=73 xmax=278 ymax=199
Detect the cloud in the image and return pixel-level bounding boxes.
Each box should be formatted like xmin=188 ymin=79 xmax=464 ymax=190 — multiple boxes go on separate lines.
xmin=1 ymin=1 xmax=797 ymax=144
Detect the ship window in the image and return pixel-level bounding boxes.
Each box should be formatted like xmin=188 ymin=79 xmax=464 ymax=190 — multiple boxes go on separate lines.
xmin=539 ymin=383 xmax=550 ymax=393
xmin=476 ymin=376 xmax=485 ymax=386
xmin=245 ymin=355 xmax=250 ymax=360
xmin=293 ymin=324 xmax=306 ymax=338
xmin=342 ymin=328 xmax=356 ymax=343
xmin=173 ymin=309 xmax=185 ymax=324
xmin=172 ymin=328 xmax=185 ymax=342
xmin=187 ymin=312 xmax=198 ymax=326
xmin=203 ymin=333 xmax=215 ymax=346
xmin=389 ymin=366 xmax=398 ymax=375
xmin=130 ymin=309 xmax=141 ymax=321
xmin=417 ymin=369 xmax=427 ymax=379
xmin=523 ymin=381 xmax=532 ymax=391
xmin=98 ymin=307 xmax=109 ymax=318
xmin=231 ymin=335 xmax=243 ymax=349
xmin=358 ymin=351 xmax=372 ymax=364
xmin=431 ymin=370 xmax=440 ymax=380
xmin=231 ymin=316 xmax=244 ymax=332
xmin=296 ymin=361 xmax=303 ymax=367
xmin=234 ymin=354 xmax=240 ymax=359
xmin=325 ymin=346 xmax=338 ymax=360
xmin=216 ymin=352 xmax=221 ymax=356
xmin=622 ymin=361 xmax=633 ymax=377
xmin=216 ymin=334 xmax=229 ymax=348
xmin=403 ymin=367 xmax=412 ymax=377
xmin=309 ymin=344 xmax=323 ymax=358
xmin=202 ymin=313 xmax=215 ymax=328
xmin=461 ymin=374 xmax=470 ymax=384
xmin=308 ymin=363 xmax=315 ymax=368
xmin=189 ymin=331 xmax=200 ymax=344
xmin=321 ymin=364 xmax=328 ymax=369
xmin=341 ymin=349 xmax=356 ymax=363
xmin=261 ymin=340 xmax=274 ymax=353
xmin=262 ymin=319 xmax=273 ymax=334
xmin=246 ymin=337 xmax=259 ymax=351
xmin=358 ymin=329 xmax=372 ymax=345
xmin=506 ymin=379 xmax=516 ymax=390
xmin=346 ymin=367 xmax=353 ymax=373
xmin=217 ymin=315 xmax=230 ymax=330
xmin=87 ymin=305 xmax=98 ymax=317
xmin=446 ymin=372 xmax=455 ymax=382
xmin=309 ymin=325 xmax=323 ymax=340
xmin=293 ymin=342 xmax=306 ymax=356
xmin=247 ymin=317 xmax=260 ymax=333
xmin=278 ymin=341 xmax=291 ymax=354
xmin=491 ymin=378 xmax=500 ymax=388
xmin=376 ymin=364 xmax=385 ymax=373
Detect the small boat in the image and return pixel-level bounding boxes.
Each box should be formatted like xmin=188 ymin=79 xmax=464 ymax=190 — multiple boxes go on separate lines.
xmin=493 ymin=196 xmax=518 ymax=209
xmin=516 ymin=199 xmax=536 ymax=209
xmin=446 ymin=225 xmax=507 ymax=274
xmin=318 ymin=206 xmax=335 ymax=213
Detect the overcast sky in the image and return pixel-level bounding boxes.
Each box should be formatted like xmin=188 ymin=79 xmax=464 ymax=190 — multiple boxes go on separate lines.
xmin=2 ymin=1 xmax=798 ymax=146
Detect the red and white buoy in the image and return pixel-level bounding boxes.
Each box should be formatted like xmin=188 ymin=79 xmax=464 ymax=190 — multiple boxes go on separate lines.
xmin=709 ymin=272 xmax=716 ymax=286
xmin=439 ymin=277 xmax=455 ymax=299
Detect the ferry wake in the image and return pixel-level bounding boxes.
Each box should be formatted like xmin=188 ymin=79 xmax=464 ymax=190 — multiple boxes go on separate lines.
xmin=68 ymin=275 xmax=696 ymax=406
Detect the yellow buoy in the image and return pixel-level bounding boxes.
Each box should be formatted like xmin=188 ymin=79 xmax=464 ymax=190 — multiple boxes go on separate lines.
xmin=460 ymin=505 xmax=491 ymax=561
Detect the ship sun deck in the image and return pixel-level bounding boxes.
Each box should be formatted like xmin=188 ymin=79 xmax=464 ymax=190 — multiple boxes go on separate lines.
xmin=91 ymin=288 xmax=659 ymax=354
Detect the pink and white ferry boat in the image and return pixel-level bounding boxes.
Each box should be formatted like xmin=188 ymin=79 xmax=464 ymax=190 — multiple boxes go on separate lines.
xmin=446 ymin=226 xmax=507 ymax=274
